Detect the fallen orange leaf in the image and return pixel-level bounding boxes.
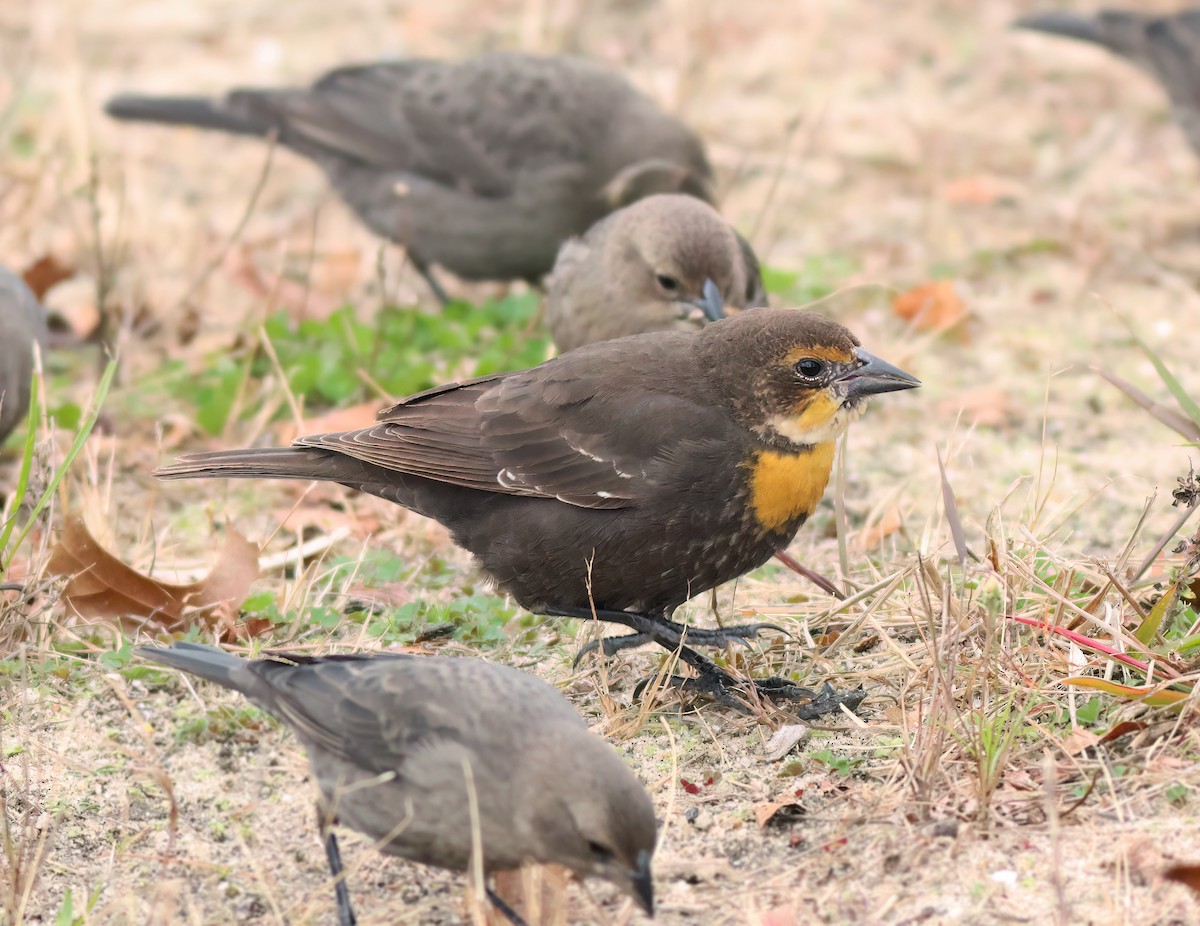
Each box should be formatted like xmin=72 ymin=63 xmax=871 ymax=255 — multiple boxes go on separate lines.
xmin=21 ymin=253 xmax=74 ymax=301
xmin=939 ymin=174 xmax=1024 ymax=206
xmin=48 ymin=513 xmax=263 ymax=639
xmin=892 ymin=280 xmax=968 ymax=332
xmin=1166 ymin=864 xmax=1200 ymax=896
xmin=282 ymin=401 xmax=381 ymax=442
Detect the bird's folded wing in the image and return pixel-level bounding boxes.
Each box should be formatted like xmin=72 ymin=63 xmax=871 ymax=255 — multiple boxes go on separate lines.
xmin=295 ymin=348 xmax=726 ymax=510
xmin=257 ymin=659 xmax=464 ymax=776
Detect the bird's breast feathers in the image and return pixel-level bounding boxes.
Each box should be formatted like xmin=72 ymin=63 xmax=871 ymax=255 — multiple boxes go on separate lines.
xmin=745 ymin=442 xmax=836 ymax=533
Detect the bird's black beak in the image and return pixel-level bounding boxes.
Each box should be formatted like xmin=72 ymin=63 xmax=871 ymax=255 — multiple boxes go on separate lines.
xmin=843 ymin=348 xmax=921 ymax=398
xmin=630 ymin=849 xmax=654 ymax=915
xmin=690 ymin=278 xmax=725 ymax=323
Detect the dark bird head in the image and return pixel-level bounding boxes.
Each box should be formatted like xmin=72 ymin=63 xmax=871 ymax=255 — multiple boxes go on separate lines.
xmin=614 ymin=194 xmax=759 ymax=329
xmin=700 ymin=309 xmax=921 ymax=450
xmin=521 ymin=727 xmax=657 ymax=914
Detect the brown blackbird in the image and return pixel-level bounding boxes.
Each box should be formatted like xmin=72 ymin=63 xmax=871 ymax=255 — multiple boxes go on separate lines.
xmin=545 ymin=194 xmax=767 ymax=353
xmin=1016 ymin=8 xmax=1200 ymax=156
xmin=138 ymin=644 xmax=655 ymax=925
xmin=155 ymin=310 xmax=919 ymax=703
xmin=104 ymin=53 xmax=713 ymax=303
xmin=0 ymin=265 xmax=48 ymax=446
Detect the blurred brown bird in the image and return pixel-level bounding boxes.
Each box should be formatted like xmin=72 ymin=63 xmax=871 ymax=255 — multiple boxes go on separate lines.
xmin=0 ymin=265 xmax=48 ymax=446
xmin=104 ymin=53 xmax=713 ymax=303
xmin=155 ymin=310 xmax=919 ymax=705
xmin=138 ymin=644 xmax=656 ymax=926
xmin=545 ymin=194 xmax=767 ymax=353
xmin=1016 ymin=8 xmax=1200 ymax=155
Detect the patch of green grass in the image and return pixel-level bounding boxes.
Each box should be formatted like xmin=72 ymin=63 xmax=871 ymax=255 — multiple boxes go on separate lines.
xmin=808 ymin=748 xmax=864 ymax=777
xmin=152 ymin=293 xmax=551 ymax=435
xmin=172 ymin=704 xmax=270 ymax=744
xmin=762 ymin=255 xmax=859 ymax=305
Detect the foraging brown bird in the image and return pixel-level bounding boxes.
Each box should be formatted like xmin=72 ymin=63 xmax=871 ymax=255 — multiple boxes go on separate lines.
xmin=155 ymin=310 xmax=919 ymax=703
xmin=545 ymin=194 xmax=767 ymax=353
xmin=138 ymin=644 xmax=656 ymax=925
xmin=104 ymin=53 xmax=713 ymax=303
xmin=0 ymin=266 xmax=48 ymax=446
xmin=1016 ymin=8 xmax=1200 ymax=155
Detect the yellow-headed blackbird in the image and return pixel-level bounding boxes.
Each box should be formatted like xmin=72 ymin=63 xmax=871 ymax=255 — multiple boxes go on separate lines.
xmin=1016 ymin=9 xmax=1200 ymax=157
xmin=104 ymin=54 xmax=712 ymax=304
xmin=156 ymin=310 xmax=919 ymax=701
xmin=546 ymin=194 xmax=767 ymax=353
xmin=139 ymin=643 xmax=655 ymax=924
xmin=0 ymin=265 xmax=47 ymax=446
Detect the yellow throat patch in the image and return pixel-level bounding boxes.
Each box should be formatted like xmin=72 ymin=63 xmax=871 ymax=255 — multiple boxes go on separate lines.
xmin=748 ymin=442 xmax=836 ymax=533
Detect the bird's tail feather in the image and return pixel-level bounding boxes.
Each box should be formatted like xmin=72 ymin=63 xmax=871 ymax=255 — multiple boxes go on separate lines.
xmin=1013 ymin=12 xmax=1108 ymax=47
xmin=105 ymin=94 xmax=268 ymax=137
xmin=154 ymin=446 xmax=352 ymax=483
xmin=136 ymin=641 xmax=245 ymax=688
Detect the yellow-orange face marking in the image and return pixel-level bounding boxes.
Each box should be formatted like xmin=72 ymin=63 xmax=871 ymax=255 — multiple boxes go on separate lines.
xmin=748 ymin=442 xmax=836 ymax=533
xmin=764 ymin=391 xmax=860 ymax=446
xmin=783 ymin=344 xmax=855 ymax=365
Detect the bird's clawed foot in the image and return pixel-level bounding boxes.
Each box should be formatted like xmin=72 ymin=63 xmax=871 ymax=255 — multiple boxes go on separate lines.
xmin=547 ymin=605 xmax=787 ymax=666
xmin=636 ymin=669 xmax=866 ymax=718
xmin=572 ymin=620 xmax=786 ymax=664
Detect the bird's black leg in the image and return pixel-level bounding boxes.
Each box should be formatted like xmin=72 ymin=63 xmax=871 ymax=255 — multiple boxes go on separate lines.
xmin=543 ymin=605 xmax=865 ymax=716
xmin=319 ymin=808 xmax=356 ymax=926
xmin=486 ymin=887 xmax=530 ymax=926
xmin=548 ymin=605 xmax=786 ymax=662
xmin=409 ymin=254 xmax=452 ymax=307
xmin=773 ymin=549 xmax=845 ymax=600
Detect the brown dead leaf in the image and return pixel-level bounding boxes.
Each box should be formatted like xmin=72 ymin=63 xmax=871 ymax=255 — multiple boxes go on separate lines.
xmin=892 ymin=280 xmax=968 ymax=332
xmin=281 ymin=401 xmax=381 ymax=443
xmin=487 ymin=863 xmax=570 ymax=926
xmin=48 ymin=513 xmax=263 ymax=638
xmin=855 ymin=505 xmax=904 ymax=551
xmin=21 ymin=254 xmax=74 ymax=301
xmin=756 ymin=792 xmax=805 ymax=828
xmin=1062 ymin=727 xmax=1100 ymax=756
xmin=1165 ymin=864 xmax=1200 ymax=897
xmin=939 ymin=175 xmax=1024 ymax=206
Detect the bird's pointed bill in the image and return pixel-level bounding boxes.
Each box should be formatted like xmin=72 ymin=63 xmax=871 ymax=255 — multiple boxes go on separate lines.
xmin=631 ymin=849 xmax=654 ymax=914
xmin=842 ymin=348 xmax=921 ymax=398
xmin=691 ymin=277 xmax=725 ymax=323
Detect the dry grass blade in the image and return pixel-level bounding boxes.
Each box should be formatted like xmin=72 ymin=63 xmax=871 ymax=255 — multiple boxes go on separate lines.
xmin=936 ymin=447 xmax=969 ymax=569
xmin=1093 ymin=367 xmax=1200 ymax=442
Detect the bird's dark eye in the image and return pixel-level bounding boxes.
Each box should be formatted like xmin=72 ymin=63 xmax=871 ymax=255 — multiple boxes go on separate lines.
xmin=586 ymin=840 xmax=614 ymax=861
xmin=655 ymin=274 xmax=679 ymax=292
xmin=795 ymin=358 xmax=826 ymax=380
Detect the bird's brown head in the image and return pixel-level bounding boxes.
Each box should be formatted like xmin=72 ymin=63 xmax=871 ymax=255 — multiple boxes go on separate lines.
xmin=610 ymin=194 xmax=756 ymax=329
xmin=520 ymin=727 xmax=657 ymax=915
xmin=695 ymin=309 xmax=919 ymax=533
xmin=699 ymin=308 xmax=920 ymax=450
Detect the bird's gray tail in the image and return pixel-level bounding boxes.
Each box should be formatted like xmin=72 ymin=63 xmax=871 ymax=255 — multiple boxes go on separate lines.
xmin=154 ymin=446 xmax=355 ymax=483
xmin=1014 ymin=11 xmax=1105 ymax=44
xmin=1013 ymin=11 xmax=1150 ymax=61
xmin=136 ymin=641 xmax=245 ymax=689
xmin=104 ymin=94 xmax=269 ymax=138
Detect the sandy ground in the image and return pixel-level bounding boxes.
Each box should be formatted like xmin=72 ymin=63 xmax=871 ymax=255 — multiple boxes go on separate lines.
xmin=5 ymin=0 xmax=1200 ymax=924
